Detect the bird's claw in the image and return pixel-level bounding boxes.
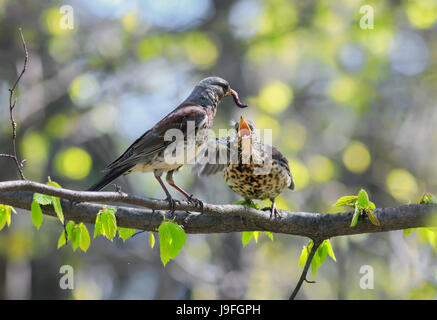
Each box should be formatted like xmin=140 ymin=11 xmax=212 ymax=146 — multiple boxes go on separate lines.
xmin=187 ymin=194 xmax=204 ymax=213
xmin=262 ymin=206 xmax=281 ymax=220
xmin=165 ymin=196 xmax=180 ymax=217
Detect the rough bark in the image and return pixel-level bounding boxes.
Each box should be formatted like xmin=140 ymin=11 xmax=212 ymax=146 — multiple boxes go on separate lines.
xmin=0 ymin=180 xmax=436 ymax=240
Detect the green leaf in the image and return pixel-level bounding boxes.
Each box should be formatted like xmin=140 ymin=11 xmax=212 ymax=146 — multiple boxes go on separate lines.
xmin=242 ymin=231 xmax=255 ymax=247
xmin=79 ymin=223 xmax=90 ymax=252
xmin=71 ymin=224 xmax=81 ymax=252
xmin=31 ymin=200 xmax=43 ymax=230
xmin=149 ymin=232 xmax=155 ymax=248
xmin=357 ymin=189 xmax=369 ymax=209
xmin=253 ymin=231 xmax=260 ymax=243
xmin=350 ymin=205 xmax=360 ymax=228
xmin=298 ymin=240 xmax=313 ymax=267
xmin=102 ymin=209 xmax=117 ymax=241
xmin=95 ymin=207 xmax=118 ymax=241
xmin=247 ymin=202 xmax=261 ymax=210
xmin=158 ymin=221 xmax=186 ymax=267
xmin=318 ymin=242 xmax=329 ymax=265
xmin=58 ymin=221 xmax=75 ymax=249
xmin=0 ymin=206 xmax=7 ymax=231
xmin=118 ymin=227 xmax=136 ymax=242
xmin=5 ymin=206 xmax=11 ymax=227
xmin=404 ymin=228 xmax=417 ymax=237
xmin=0 ymin=205 xmax=15 ymax=230
xmin=367 ymin=209 xmax=380 ymax=226
xmin=47 ymin=177 xmax=62 ymax=188
xmin=311 ymin=249 xmax=320 ymax=276
xmin=369 ymin=201 xmax=376 ymax=209
xmin=264 ymin=231 xmax=274 ymax=241
xmin=51 ymin=196 xmax=64 ymax=224
xmin=94 ymin=213 xmax=102 ymax=239
xmin=33 ymin=193 xmax=52 ymax=205
xmin=235 ymin=200 xmax=260 ymax=209
xmin=418 ymin=193 xmax=437 ymax=204
xmin=325 ymin=239 xmax=336 ymax=262
xmin=57 ymin=231 xmax=67 ymax=249
xmin=334 ymin=196 xmax=358 ymax=207
xmin=65 ymin=220 xmax=74 ymax=235
xmin=298 ymin=246 xmax=309 ymax=267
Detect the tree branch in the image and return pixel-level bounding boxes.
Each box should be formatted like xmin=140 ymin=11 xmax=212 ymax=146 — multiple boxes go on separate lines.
xmin=289 ymin=239 xmax=321 ymax=300
xmin=0 ymin=180 xmax=436 ymax=238
xmin=1 ymin=27 xmax=28 ymax=180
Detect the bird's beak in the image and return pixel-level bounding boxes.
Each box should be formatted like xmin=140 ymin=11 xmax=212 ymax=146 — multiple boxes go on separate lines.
xmin=238 ymin=116 xmax=251 ymax=137
xmin=226 ymin=88 xmax=248 ymax=108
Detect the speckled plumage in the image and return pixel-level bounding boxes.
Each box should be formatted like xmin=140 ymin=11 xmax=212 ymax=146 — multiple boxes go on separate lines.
xmin=196 ymin=119 xmax=294 ymax=217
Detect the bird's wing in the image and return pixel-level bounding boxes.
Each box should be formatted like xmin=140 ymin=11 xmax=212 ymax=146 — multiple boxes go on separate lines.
xmin=104 ymin=105 xmax=208 ymax=171
xmin=193 ymin=136 xmax=233 ymax=176
xmin=270 ymin=146 xmax=295 ymax=190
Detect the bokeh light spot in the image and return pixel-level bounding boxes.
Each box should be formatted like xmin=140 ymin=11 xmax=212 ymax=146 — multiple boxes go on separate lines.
xmin=342 ymin=141 xmax=371 ymax=174
xmin=406 ymin=0 xmax=437 ymax=30
xmin=308 ymin=155 xmax=336 ymax=183
xmin=289 ymin=159 xmax=309 ymax=191
xmin=136 ymin=36 xmax=165 ymax=62
xmin=54 ymin=147 xmax=92 ymax=180
xmin=283 ymin=119 xmax=306 ymax=153
xmin=121 ymin=11 xmax=139 ymax=33
xmin=257 ymin=81 xmax=293 ymax=114
xmin=41 ymin=7 xmax=76 ymax=36
xmin=69 ymin=73 xmax=99 ymax=107
xmin=329 ymin=76 xmax=358 ymax=104
xmin=183 ymin=32 xmax=218 ymax=69
xmin=21 ymin=132 xmax=49 ymax=167
xmin=386 ymin=168 xmax=418 ymax=202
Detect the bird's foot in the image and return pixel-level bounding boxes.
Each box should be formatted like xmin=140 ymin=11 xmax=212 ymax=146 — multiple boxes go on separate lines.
xmin=113 ymin=184 xmax=123 ymax=194
xmin=262 ymin=205 xmax=281 ymax=220
xmin=165 ymin=196 xmax=180 ymax=218
xmin=186 ymin=194 xmax=204 ymax=213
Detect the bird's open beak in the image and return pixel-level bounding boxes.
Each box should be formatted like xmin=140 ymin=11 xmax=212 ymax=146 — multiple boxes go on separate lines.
xmin=226 ymin=89 xmax=248 ymax=108
xmin=238 ymin=116 xmax=251 ymax=137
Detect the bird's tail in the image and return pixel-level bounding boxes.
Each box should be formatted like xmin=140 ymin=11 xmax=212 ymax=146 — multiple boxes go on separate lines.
xmin=87 ymin=166 xmax=132 ymax=191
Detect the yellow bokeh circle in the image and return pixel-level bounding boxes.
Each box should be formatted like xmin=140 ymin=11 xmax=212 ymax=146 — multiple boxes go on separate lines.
xmin=54 ymin=147 xmax=92 ymax=180
xmin=257 ymin=81 xmax=293 ymax=114
xmin=386 ymin=168 xmax=418 ymax=202
xmin=342 ymin=141 xmax=371 ymax=174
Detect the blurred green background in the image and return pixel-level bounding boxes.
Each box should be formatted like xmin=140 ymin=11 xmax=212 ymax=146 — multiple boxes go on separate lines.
xmin=1 ymin=0 xmax=437 ymax=299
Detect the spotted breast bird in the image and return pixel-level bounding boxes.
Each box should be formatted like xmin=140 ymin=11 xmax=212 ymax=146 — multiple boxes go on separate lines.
xmin=195 ymin=116 xmax=294 ymax=218
xmin=88 ymin=77 xmax=248 ymax=211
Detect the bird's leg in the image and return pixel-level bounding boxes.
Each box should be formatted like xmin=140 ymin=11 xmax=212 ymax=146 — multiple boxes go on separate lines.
xmin=166 ymin=171 xmax=204 ymax=212
xmin=154 ymin=172 xmax=179 ymax=216
xmin=270 ymin=198 xmax=281 ymax=219
xmin=243 ymin=199 xmax=255 ymax=207
xmin=262 ymin=198 xmax=281 ymax=219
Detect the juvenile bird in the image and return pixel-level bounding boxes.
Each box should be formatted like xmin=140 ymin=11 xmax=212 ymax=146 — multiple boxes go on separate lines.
xmin=88 ymin=77 xmax=248 ymax=211
xmin=195 ymin=116 xmax=294 ymax=218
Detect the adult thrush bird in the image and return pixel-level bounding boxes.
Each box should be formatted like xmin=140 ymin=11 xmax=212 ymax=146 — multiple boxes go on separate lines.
xmin=195 ymin=116 xmax=294 ymax=218
xmin=88 ymin=77 xmax=248 ymax=211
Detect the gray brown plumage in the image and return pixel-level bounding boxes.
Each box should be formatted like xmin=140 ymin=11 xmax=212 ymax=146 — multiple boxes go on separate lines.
xmin=88 ymin=77 xmax=247 ymax=211
xmin=195 ymin=116 xmax=294 ymax=218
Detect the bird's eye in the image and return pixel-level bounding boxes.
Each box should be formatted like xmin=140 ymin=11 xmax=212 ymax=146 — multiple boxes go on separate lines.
xmin=215 ymin=82 xmax=229 ymax=91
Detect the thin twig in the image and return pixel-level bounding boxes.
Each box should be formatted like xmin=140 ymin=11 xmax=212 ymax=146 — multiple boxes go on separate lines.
xmin=289 ymin=239 xmax=322 ymax=300
xmin=1 ymin=27 xmax=28 ymax=180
